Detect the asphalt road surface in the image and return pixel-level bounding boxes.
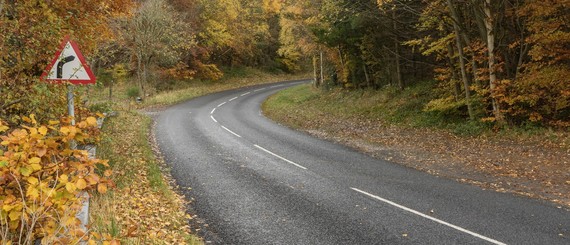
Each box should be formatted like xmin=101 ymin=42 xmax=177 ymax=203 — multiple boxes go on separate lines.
xmin=155 ymin=80 xmax=569 ymax=244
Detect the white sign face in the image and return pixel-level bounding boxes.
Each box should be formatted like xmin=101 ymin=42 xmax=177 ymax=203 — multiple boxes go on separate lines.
xmin=42 ymin=37 xmax=96 ymax=85
xmin=45 ymin=41 xmax=91 ymax=80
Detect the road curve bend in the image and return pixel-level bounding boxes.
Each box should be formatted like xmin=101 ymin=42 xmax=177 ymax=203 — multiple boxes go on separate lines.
xmin=155 ymin=80 xmax=569 ymax=245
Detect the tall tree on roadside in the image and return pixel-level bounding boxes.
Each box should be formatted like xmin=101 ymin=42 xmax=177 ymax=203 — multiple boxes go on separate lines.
xmin=118 ymin=0 xmax=192 ymax=97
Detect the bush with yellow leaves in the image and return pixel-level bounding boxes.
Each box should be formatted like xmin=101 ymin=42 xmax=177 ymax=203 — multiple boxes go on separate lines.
xmin=0 ymin=115 xmax=113 ymax=244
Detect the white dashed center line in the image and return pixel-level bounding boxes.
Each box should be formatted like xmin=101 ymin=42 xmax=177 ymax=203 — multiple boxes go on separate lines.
xmin=350 ymin=188 xmax=506 ymax=245
xmin=210 ymin=108 xmax=216 ymax=114
xmin=254 ymin=145 xmax=307 ymax=170
xmin=229 ymin=97 xmax=238 ymax=102
xmin=221 ymin=125 xmax=241 ymax=138
xmin=254 ymin=88 xmax=266 ymax=92
xmin=217 ymin=102 xmax=226 ymax=107
xmin=211 ymin=116 xmax=218 ymax=123
xmin=241 ymin=92 xmax=251 ymax=96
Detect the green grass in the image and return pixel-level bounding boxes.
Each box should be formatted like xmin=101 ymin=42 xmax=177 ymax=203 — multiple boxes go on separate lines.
xmin=264 ymin=81 xmax=568 ymax=144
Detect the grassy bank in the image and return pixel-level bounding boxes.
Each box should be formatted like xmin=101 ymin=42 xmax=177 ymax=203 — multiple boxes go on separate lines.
xmin=88 ymin=69 xmax=308 ymax=243
xmin=264 ymin=82 xmax=569 ymax=144
xmin=263 ymin=83 xmax=570 ymax=206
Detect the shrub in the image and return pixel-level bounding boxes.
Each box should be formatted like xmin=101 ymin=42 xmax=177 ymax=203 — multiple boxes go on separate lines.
xmin=0 ymin=115 xmax=113 ymax=244
xmin=126 ymin=87 xmax=140 ymax=99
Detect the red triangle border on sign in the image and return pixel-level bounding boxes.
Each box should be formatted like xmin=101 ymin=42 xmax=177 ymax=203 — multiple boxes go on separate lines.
xmin=40 ymin=36 xmax=96 ymax=85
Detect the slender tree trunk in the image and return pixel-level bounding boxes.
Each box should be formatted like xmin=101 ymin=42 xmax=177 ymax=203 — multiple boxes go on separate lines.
xmin=320 ymin=50 xmax=324 ymax=87
xmin=137 ymin=53 xmax=144 ymax=98
xmin=363 ymin=63 xmax=371 ymax=88
xmin=313 ymin=55 xmax=318 ymax=87
xmin=484 ymin=0 xmax=503 ymax=122
xmin=393 ymin=7 xmax=403 ymax=90
xmin=460 ymin=32 xmax=482 ymax=87
xmin=447 ymin=43 xmax=462 ymax=101
xmin=448 ymin=0 xmax=475 ymax=120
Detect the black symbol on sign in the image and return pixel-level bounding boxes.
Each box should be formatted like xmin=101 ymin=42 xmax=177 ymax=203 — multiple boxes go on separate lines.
xmin=57 ymin=56 xmax=75 ymax=79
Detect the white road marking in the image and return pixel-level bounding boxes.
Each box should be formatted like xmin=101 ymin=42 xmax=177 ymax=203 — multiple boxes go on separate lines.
xmin=210 ymin=108 xmax=216 ymax=114
xmin=241 ymin=92 xmax=251 ymax=96
xmin=221 ymin=126 xmax=241 ymax=138
xmin=210 ymin=116 xmax=218 ymax=123
xmin=350 ymin=188 xmax=506 ymax=245
xmin=270 ymin=85 xmax=285 ymax=88
xmin=254 ymin=88 xmax=266 ymax=92
xmin=229 ymin=97 xmax=238 ymax=101
xmin=253 ymin=145 xmax=307 ymax=170
xmin=217 ymin=102 xmax=226 ymax=107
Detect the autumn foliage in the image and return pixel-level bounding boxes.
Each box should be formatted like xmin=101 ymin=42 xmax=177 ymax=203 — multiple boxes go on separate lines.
xmin=275 ymin=0 xmax=569 ymax=128
xmin=0 ymin=116 xmax=113 ymax=244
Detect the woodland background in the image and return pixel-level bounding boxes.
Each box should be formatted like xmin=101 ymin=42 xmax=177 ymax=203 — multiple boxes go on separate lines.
xmin=1 ymin=0 xmax=569 ymax=127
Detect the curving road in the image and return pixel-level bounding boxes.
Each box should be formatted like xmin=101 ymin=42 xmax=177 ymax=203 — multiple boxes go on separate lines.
xmin=155 ymin=80 xmax=569 ymax=244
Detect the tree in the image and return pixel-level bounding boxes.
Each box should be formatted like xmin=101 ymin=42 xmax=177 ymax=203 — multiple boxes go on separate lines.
xmin=0 ymin=0 xmax=132 ymax=123
xmin=117 ymin=0 xmax=193 ymax=97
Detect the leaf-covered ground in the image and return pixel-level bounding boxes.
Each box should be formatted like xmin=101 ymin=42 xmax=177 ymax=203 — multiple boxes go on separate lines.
xmin=263 ymin=84 xmax=570 ymax=208
xmin=90 ymin=111 xmax=202 ymax=244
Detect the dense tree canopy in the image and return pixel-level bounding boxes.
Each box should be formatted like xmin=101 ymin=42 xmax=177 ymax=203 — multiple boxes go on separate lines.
xmin=1 ymin=0 xmax=568 ymax=126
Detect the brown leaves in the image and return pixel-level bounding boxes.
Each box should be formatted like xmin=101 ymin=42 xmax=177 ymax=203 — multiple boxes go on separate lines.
xmin=88 ymin=112 xmax=197 ymax=244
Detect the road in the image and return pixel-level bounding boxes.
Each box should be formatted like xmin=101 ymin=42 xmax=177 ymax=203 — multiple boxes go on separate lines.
xmin=155 ymin=80 xmax=569 ymax=244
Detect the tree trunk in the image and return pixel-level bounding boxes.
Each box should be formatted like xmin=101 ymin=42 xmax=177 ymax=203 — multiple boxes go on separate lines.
xmin=393 ymin=6 xmax=404 ymax=90
xmin=313 ymin=55 xmax=318 ymax=87
xmin=484 ymin=0 xmax=503 ymax=122
xmin=447 ymin=0 xmax=475 ymax=120
xmin=137 ymin=54 xmax=144 ymax=98
xmin=447 ymin=44 xmax=462 ymax=101
xmin=363 ymin=63 xmax=371 ymax=88
xmin=320 ymin=50 xmax=324 ymax=87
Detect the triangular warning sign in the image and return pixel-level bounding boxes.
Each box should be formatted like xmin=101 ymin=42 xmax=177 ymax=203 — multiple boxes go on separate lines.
xmin=41 ymin=36 xmax=96 ymax=85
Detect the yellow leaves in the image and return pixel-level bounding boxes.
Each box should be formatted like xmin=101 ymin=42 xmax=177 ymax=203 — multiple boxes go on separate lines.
xmin=26 ymin=185 xmax=40 ymax=199
xmin=76 ymin=178 xmax=88 ymax=190
xmin=27 ymin=176 xmax=39 ymax=185
xmin=29 ymin=157 xmax=41 ymax=165
xmin=60 ymin=126 xmax=71 ymax=135
xmin=60 ymin=174 xmax=69 ymax=184
xmin=0 ymin=120 xmax=9 ymax=133
xmin=102 ymin=239 xmax=121 ymax=245
xmin=38 ymin=126 xmax=48 ymax=136
xmin=104 ymin=170 xmax=113 ymax=177
xmin=98 ymin=183 xmax=108 ymax=194
xmin=87 ymin=117 xmax=98 ymax=127
xmin=66 ymin=182 xmax=77 ymax=193
xmin=20 ymin=167 xmax=32 ymax=177
xmin=22 ymin=114 xmax=38 ymax=125
xmin=9 ymin=210 xmax=22 ymax=221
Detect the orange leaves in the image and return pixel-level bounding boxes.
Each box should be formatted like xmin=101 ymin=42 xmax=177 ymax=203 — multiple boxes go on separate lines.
xmin=97 ymin=183 xmax=109 ymax=194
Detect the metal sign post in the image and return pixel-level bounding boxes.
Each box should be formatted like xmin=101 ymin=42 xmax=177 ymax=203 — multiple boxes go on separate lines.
xmin=42 ymin=37 xmax=96 ymax=242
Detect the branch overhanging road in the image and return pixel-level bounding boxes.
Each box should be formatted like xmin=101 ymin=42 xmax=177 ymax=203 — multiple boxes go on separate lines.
xmin=155 ymin=80 xmax=569 ymax=245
